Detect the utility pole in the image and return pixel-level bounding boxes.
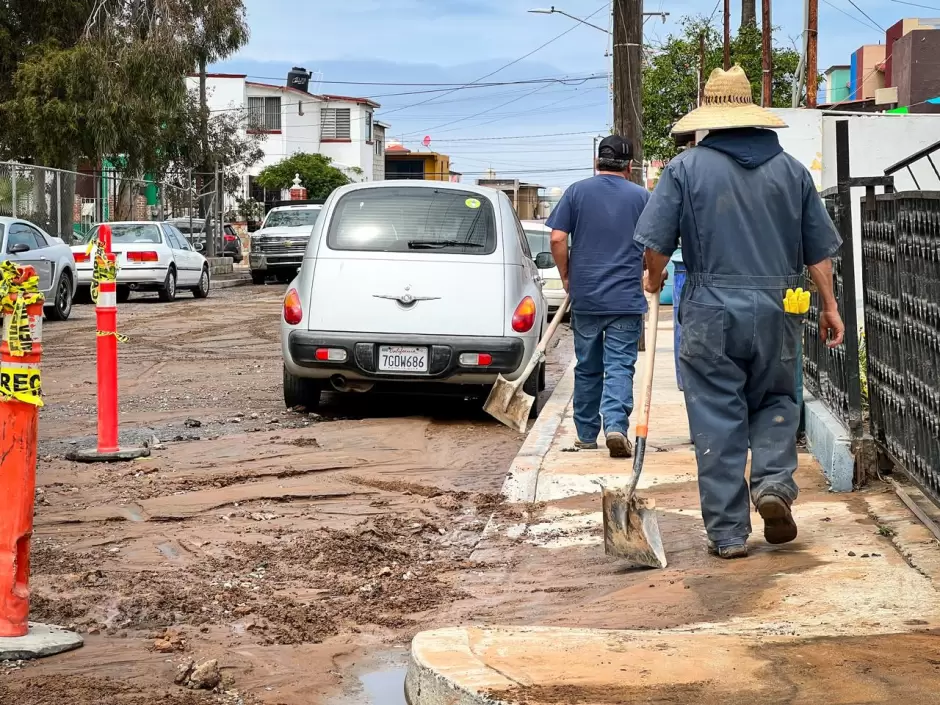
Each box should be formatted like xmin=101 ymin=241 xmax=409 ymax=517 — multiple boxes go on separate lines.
xmin=762 ymin=0 xmax=773 ymax=107
xmin=699 ymin=32 xmax=706 ymax=105
xmin=612 ymin=0 xmax=643 ymax=187
xmin=792 ymin=0 xmax=810 ymax=107
xmin=806 ymin=0 xmax=819 ymax=108
xmin=199 ymin=53 xmax=214 ymax=257
xmin=723 ymin=0 xmax=731 ymax=70
xmin=742 ymin=0 xmax=757 ymax=27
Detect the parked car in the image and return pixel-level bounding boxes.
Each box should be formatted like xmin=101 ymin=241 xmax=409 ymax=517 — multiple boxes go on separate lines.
xmin=280 ymin=181 xmax=548 ymax=413
xmin=521 ymin=220 xmax=567 ymax=314
xmin=249 ymin=204 xmax=323 ymax=284
xmin=166 ymin=218 xmax=243 ymax=263
xmin=71 ymin=222 xmax=210 ymax=302
xmin=0 ymin=217 xmax=77 ymax=320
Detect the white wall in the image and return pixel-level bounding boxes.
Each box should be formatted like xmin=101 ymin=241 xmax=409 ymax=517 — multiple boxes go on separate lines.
xmin=771 ymin=108 xmax=824 ymax=190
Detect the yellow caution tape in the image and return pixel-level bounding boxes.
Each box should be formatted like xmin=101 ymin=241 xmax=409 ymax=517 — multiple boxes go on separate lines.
xmin=0 ymin=364 xmax=42 ymax=407
xmin=783 ymin=288 xmax=811 ymax=315
xmin=0 ymin=262 xmax=44 ymax=406
xmin=87 ymin=233 xmax=118 ymax=304
xmin=96 ymin=330 xmax=129 ymax=343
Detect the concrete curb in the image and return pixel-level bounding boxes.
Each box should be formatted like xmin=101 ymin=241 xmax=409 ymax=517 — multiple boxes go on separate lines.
xmin=500 ymin=358 xmax=575 ymax=503
xmin=802 ymin=390 xmax=855 ymax=492
xmin=212 ymin=276 xmax=252 ymax=290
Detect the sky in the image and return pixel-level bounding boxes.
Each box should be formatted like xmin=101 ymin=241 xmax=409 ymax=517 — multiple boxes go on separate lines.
xmin=214 ymin=0 xmax=927 ymax=188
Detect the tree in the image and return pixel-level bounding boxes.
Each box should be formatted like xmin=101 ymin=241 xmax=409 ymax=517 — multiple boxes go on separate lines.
xmin=0 ymin=0 xmax=248 ymax=174
xmin=742 ymin=0 xmax=757 ymax=28
xmin=642 ymin=17 xmax=801 ymax=164
xmin=255 ymin=154 xmax=351 ymax=200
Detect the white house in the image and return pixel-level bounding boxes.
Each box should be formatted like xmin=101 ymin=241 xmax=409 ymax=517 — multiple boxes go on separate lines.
xmin=185 ymin=71 xmax=386 ymax=204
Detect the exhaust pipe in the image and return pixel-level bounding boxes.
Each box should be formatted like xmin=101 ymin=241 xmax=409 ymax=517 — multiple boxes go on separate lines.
xmin=330 ymin=375 xmax=373 ymax=393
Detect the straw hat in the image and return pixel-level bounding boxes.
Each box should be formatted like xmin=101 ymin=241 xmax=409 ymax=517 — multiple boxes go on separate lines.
xmin=671 ymin=65 xmax=787 ymax=135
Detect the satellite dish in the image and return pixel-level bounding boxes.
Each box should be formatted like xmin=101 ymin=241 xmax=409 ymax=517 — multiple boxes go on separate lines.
xmin=422 ymin=135 xmax=431 ymax=148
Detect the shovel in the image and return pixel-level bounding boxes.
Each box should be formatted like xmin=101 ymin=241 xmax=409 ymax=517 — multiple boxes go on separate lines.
xmin=601 ymin=292 xmax=667 ymax=569
xmin=484 ymin=295 xmax=570 ymax=432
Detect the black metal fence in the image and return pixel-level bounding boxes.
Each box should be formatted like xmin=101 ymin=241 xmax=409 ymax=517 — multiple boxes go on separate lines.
xmin=861 ymin=191 xmax=940 ymax=499
xmin=804 ymin=118 xmax=940 ymax=504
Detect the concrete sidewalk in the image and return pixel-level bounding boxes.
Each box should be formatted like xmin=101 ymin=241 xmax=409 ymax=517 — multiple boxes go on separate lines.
xmin=407 ymin=314 xmax=940 ymax=704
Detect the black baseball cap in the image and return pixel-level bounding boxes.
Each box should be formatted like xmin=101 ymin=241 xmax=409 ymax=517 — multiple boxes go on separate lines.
xmin=597 ymin=134 xmax=632 ymax=161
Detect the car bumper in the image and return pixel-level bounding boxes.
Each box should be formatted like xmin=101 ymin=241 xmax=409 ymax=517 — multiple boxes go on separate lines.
xmin=250 ymin=254 xmax=302 ymax=271
xmin=75 ymin=266 xmax=168 ymax=286
xmin=543 ymin=286 xmax=567 ymax=310
xmin=284 ymin=331 xmax=526 ymax=384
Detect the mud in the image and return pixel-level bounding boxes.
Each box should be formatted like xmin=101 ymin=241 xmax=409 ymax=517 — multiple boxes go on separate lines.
xmin=13 ymin=286 xmax=575 ymax=704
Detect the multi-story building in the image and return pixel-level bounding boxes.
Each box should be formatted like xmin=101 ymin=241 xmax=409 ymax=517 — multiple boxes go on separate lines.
xmin=185 ymin=69 xmax=387 ymax=205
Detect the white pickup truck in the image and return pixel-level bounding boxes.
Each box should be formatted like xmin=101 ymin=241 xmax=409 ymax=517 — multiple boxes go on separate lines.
xmin=249 ymin=203 xmax=323 ymax=284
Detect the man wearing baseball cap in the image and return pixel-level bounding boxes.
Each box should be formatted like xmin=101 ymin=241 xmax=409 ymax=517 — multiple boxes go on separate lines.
xmin=545 ymin=134 xmax=651 ymax=458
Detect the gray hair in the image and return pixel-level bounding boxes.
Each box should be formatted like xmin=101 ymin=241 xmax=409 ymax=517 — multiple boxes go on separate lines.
xmin=596 ymin=157 xmax=630 ymax=173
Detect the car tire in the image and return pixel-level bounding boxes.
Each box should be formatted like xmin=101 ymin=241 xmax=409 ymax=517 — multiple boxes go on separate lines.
xmin=158 ymin=267 xmax=177 ymax=302
xmin=191 ymin=266 xmax=210 ymax=299
xmin=45 ymin=272 xmax=74 ymax=321
xmin=116 ymin=286 xmax=132 ymax=304
xmin=283 ymin=365 xmax=323 ymax=412
xmin=251 ymin=271 xmax=267 ymax=285
xmin=523 ymin=357 xmax=544 ymax=419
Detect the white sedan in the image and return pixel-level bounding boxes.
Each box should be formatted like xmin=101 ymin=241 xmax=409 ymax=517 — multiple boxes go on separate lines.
xmin=71 ymin=222 xmax=210 ymax=302
xmin=521 ymin=220 xmax=567 ymax=313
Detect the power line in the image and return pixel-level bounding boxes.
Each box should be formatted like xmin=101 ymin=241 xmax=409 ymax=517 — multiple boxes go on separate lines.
xmin=376 ymin=1 xmax=610 ymax=119
xmin=431 ymin=130 xmax=606 ymax=142
xmin=845 ymin=0 xmax=885 ymax=32
xmin=820 ymin=0 xmax=883 ymax=33
xmin=889 ymin=0 xmax=940 ymax=10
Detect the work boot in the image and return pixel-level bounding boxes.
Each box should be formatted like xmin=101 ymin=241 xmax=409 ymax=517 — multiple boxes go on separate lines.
xmin=605 ymin=431 xmax=633 ymax=458
xmin=574 ymin=439 xmax=598 ymax=451
xmin=707 ymin=540 xmax=749 ymax=559
xmin=756 ymin=494 xmax=798 ymax=545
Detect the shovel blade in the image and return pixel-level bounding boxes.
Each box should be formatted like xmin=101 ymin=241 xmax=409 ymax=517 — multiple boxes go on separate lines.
xmin=602 ymin=487 xmax=667 ymax=569
xmin=483 ymin=374 xmax=533 ymax=433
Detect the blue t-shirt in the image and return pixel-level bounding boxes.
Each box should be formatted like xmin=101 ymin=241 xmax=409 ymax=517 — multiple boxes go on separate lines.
xmin=546 ymin=174 xmax=650 ymax=316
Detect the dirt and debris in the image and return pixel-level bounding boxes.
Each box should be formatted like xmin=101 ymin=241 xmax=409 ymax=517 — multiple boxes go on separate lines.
xmin=13 ymin=286 xmax=574 ymax=705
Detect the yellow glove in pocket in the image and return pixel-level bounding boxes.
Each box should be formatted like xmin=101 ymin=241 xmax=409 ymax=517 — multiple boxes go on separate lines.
xmin=783 ymin=288 xmax=811 ymax=315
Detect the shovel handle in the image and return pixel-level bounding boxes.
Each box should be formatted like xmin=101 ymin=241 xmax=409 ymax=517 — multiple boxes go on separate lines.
xmin=509 ymin=295 xmax=571 ymax=393
xmin=626 ymin=293 xmax=660 ymax=500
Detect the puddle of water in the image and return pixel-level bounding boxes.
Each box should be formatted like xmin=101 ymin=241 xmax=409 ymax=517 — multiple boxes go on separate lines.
xmin=359 ymin=667 xmax=407 ymax=705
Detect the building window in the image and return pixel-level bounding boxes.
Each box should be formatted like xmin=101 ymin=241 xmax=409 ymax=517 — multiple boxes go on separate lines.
xmin=366 ymin=112 xmax=374 ymax=141
xmin=375 ymin=138 xmax=384 ymax=156
xmin=321 ymin=107 xmax=351 ymax=140
xmin=248 ymin=96 xmax=281 ymax=132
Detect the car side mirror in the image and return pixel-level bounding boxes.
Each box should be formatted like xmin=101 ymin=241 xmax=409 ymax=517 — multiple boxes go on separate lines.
xmin=194 ymin=242 xmax=205 ymax=252
xmin=534 ymin=252 xmax=555 ymax=269
xmin=8 ymin=242 xmax=29 ymax=254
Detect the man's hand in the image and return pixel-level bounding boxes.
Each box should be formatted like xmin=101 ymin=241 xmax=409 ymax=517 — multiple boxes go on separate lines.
xmin=644 ymin=267 xmax=669 ymax=294
xmin=562 ymin=275 xmax=569 ymax=293
xmin=819 ymin=307 xmax=845 ymax=348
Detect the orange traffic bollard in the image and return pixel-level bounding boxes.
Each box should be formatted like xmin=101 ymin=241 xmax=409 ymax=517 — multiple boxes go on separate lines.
xmin=67 ymin=225 xmax=149 ymax=464
xmin=0 ymin=263 xmax=44 ymax=637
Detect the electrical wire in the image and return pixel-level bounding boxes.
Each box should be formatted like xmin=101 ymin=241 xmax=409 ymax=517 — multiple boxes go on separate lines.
xmin=845 ymin=0 xmax=886 ymax=32
xmin=375 ymin=1 xmax=610 ymax=119
xmin=890 ymin=0 xmax=940 ymax=10
xmin=820 ymin=0 xmax=883 ymax=33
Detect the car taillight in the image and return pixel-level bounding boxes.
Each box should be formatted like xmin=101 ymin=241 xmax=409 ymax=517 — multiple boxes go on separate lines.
xmin=512 ymin=296 xmax=537 ymax=333
xmin=74 ymin=252 xmax=89 ymax=263
xmin=284 ymin=288 xmax=303 ymax=325
xmin=314 ymin=348 xmax=348 ymax=362
xmin=224 ymin=234 xmax=237 ymax=242
xmin=127 ymin=251 xmax=159 ymax=262
xmin=459 ymin=353 xmax=493 ymax=367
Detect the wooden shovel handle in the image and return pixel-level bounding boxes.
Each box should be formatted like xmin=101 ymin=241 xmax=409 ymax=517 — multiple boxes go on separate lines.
xmin=635 ymin=294 xmax=660 ymax=440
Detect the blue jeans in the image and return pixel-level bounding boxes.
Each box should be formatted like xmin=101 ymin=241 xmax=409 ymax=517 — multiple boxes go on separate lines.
xmin=571 ymin=313 xmax=643 ymax=443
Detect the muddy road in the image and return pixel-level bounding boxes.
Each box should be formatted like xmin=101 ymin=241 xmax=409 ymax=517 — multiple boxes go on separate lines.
xmin=2 ymin=285 xmax=573 ymax=705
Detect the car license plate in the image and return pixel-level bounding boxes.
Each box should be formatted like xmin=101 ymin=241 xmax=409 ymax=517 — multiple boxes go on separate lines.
xmin=378 ymin=345 xmax=429 ymax=373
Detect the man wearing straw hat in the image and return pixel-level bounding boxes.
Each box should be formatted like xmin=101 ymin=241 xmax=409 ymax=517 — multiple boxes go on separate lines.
xmin=634 ymin=66 xmax=845 ymax=559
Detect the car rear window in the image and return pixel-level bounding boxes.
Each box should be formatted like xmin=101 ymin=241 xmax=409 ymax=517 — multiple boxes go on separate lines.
xmin=327 ymin=187 xmax=496 ymax=255
xmin=264 ymin=209 xmax=321 ymax=228
xmin=83 ymin=224 xmax=162 ymax=244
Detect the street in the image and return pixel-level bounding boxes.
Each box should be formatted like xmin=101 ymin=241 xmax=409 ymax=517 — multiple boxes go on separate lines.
xmin=1 ymin=285 xmax=573 ymax=704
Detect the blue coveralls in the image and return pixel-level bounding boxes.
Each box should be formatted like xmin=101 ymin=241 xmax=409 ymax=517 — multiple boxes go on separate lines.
xmin=634 ymin=128 xmax=841 ymax=546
